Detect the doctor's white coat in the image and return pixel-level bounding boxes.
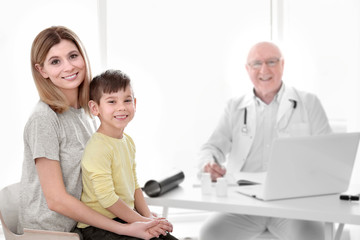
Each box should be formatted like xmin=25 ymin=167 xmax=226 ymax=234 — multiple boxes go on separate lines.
xmin=198 ymin=85 xmax=332 ymax=176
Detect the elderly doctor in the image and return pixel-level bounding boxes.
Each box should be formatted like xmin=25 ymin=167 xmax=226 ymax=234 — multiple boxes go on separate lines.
xmin=198 ymin=42 xmax=332 ymax=240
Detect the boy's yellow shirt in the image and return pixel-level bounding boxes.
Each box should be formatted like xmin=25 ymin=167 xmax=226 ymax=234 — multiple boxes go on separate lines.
xmin=78 ymin=132 xmax=139 ymax=228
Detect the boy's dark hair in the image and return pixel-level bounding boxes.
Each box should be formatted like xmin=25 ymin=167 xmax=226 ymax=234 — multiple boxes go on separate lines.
xmin=90 ymin=69 xmax=132 ymax=104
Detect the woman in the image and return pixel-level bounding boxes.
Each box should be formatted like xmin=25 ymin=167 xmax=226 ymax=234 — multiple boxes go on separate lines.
xmin=18 ymin=26 xmax=171 ymax=239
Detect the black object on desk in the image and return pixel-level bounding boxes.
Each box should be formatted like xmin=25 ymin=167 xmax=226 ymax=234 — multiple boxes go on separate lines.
xmin=339 ymin=194 xmax=360 ymax=201
xmin=143 ymin=170 xmax=185 ymax=197
xmin=237 ymin=179 xmax=259 ymax=186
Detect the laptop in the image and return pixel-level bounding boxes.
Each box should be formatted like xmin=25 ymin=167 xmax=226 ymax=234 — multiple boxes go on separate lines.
xmin=236 ymin=132 xmax=360 ymax=201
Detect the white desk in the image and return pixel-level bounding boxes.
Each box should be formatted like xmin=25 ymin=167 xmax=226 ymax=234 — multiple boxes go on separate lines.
xmin=145 ymin=182 xmax=360 ymax=240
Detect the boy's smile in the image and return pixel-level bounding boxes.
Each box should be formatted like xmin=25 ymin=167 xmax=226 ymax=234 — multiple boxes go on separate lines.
xmin=90 ymin=86 xmax=136 ymax=139
xmin=114 ymin=115 xmax=128 ymax=120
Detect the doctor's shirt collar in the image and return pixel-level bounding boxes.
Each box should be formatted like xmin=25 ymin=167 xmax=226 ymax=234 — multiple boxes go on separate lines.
xmin=253 ymin=82 xmax=285 ymax=107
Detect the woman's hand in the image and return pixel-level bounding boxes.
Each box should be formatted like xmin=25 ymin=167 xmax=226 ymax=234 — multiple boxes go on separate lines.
xmin=148 ymin=212 xmax=173 ymax=233
xmin=127 ymin=219 xmax=172 ymax=239
xmin=144 ymin=215 xmax=174 ymax=233
xmin=156 ymin=218 xmax=173 ymax=233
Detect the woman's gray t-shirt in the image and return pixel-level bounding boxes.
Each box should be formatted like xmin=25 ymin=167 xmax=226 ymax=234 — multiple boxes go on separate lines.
xmin=18 ymin=101 xmax=93 ymax=232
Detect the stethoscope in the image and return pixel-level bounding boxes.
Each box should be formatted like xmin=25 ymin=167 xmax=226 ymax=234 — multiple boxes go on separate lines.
xmin=241 ymin=99 xmax=297 ymax=134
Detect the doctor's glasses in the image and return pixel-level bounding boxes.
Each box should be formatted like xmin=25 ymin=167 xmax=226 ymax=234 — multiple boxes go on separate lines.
xmin=247 ymin=57 xmax=281 ymax=69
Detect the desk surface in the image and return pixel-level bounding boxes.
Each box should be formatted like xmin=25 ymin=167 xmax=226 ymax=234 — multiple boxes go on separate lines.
xmin=145 ymin=181 xmax=360 ymax=225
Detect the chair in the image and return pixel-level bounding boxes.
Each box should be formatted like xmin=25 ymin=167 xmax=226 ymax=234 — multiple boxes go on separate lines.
xmin=0 ymin=182 xmax=79 ymax=240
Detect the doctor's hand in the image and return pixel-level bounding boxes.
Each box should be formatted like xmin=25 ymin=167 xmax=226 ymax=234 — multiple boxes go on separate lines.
xmin=203 ymin=162 xmax=226 ymax=181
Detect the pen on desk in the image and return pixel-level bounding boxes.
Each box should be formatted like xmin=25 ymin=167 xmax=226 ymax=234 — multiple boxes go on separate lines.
xmin=339 ymin=194 xmax=360 ymax=201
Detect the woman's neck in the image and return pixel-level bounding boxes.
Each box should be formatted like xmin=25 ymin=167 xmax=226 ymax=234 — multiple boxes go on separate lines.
xmin=62 ymin=88 xmax=80 ymax=109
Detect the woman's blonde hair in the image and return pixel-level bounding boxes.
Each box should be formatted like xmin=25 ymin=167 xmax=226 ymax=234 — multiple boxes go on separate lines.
xmin=31 ymin=26 xmax=92 ymax=114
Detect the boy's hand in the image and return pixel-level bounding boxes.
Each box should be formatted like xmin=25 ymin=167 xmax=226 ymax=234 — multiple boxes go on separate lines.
xmin=142 ymin=215 xmax=173 ymax=233
xmin=128 ymin=220 xmax=168 ymax=239
xmin=150 ymin=211 xmax=158 ymax=218
xmin=157 ymin=218 xmax=173 ymax=233
xmin=150 ymin=218 xmax=173 ymax=236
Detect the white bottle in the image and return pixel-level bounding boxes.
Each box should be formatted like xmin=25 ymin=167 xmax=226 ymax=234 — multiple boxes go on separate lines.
xmin=201 ymin=173 xmax=212 ymax=195
xmin=216 ymin=177 xmax=228 ymax=197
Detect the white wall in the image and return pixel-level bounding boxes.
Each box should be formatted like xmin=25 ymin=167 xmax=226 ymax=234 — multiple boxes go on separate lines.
xmin=105 ymin=0 xmax=271 ymax=183
xmin=1 ymin=0 xmax=360 ymax=190
xmin=0 ymin=0 xmax=100 ymax=189
xmin=104 ymin=0 xmax=360 ymax=184
xmin=278 ymin=0 xmax=360 ymax=184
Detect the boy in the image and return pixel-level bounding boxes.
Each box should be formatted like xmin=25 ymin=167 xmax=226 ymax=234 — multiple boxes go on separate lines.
xmin=77 ymin=70 xmax=177 ymax=240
